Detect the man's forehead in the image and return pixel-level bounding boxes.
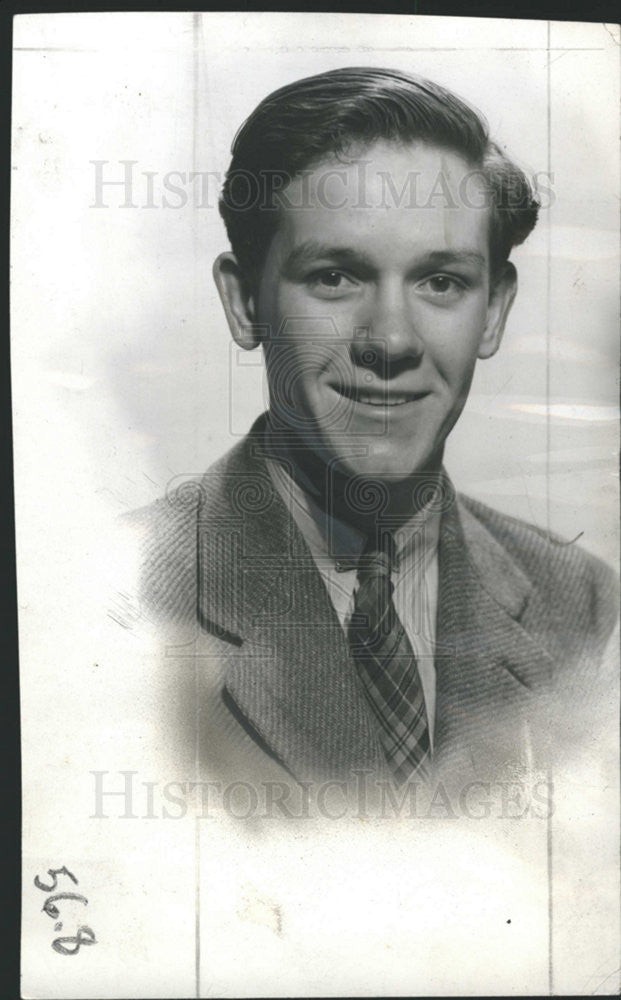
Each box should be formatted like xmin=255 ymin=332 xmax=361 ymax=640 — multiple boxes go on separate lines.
xmin=272 ymin=139 xmax=492 ymax=264
xmin=283 ymin=139 xmax=485 ymax=202
xmin=274 ymin=198 xmax=490 ymax=271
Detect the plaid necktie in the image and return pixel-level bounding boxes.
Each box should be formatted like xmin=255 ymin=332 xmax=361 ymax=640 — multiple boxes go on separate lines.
xmin=348 ymin=531 xmax=430 ymax=784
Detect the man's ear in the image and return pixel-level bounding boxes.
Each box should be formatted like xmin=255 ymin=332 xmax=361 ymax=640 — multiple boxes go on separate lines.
xmin=478 ymin=262 xmax=518 ymax=360
xmin=213 ymin=252 xmax=262 ymax=350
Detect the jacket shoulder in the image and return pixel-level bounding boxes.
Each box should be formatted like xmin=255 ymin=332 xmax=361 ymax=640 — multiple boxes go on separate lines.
xmin=459 ymin=493 xmax=619 ymax=648
xmin=121 ymin=439 xmax=251 ymax=626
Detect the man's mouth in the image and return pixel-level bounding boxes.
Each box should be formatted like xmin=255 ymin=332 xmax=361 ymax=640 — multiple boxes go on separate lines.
xmin=331 ymin=384 xmax=428 ymax=407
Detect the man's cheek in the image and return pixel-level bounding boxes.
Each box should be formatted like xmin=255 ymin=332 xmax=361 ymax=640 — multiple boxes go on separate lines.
xmin=434 ymin=344 xmax=478 ymax=387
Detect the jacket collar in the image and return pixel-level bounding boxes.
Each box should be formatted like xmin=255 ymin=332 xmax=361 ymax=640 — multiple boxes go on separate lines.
xmin=196 ymin=423 xmax=553 ymax=781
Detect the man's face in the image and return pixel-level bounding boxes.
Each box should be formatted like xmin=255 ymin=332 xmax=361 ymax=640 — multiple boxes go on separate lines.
xmin=255 ymin=140 xmax=512 ymax=481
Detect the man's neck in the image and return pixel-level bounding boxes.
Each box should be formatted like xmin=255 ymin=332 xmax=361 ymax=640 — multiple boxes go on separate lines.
xmin=263 ymin=414 xmax=445 ymax=535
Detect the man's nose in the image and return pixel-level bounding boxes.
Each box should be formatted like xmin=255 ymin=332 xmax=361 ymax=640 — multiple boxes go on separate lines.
xmin=350 ymin=281 xmax=424 ymax=370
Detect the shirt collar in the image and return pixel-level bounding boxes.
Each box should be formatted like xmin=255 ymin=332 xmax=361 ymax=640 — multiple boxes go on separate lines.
xmin=265 ymin=448 xmax=441 ymax=575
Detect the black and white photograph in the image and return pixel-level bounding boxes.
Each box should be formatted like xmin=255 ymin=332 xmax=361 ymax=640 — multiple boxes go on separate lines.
xmin=13 ymin=12 xmax=619 ymax=997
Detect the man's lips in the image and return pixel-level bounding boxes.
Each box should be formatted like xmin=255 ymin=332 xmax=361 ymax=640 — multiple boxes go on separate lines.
xmin=329 ymin=384 xmax=429 ymax=407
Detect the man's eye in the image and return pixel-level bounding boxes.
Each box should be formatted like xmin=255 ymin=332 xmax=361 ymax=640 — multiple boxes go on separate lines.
xmin=421 ymin=274 xmax=464 ymax=296
xmin=307 ymin=269 xmax=358 ymax=296
xmin=318 ymin=270 xmax=344 ymax=287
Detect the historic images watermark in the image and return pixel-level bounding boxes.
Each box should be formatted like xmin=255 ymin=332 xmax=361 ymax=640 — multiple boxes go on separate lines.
xmin=90 ymin=160 xmax=555 ymax=212
xmin=90 ymin=770 xmax=554 ymax=822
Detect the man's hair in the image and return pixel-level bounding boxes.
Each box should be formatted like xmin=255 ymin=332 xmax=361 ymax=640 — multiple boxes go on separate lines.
xmin=218 ymin=66 xmax=539 ymax=284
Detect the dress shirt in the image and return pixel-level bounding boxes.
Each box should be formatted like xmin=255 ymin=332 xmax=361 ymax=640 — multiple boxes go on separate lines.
xmin=265 ymin=453 xmax=440 ymax=749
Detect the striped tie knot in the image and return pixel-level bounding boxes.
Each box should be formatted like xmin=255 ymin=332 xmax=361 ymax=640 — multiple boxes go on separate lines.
xmin=356 ymin=530 xmax=396 ymax=579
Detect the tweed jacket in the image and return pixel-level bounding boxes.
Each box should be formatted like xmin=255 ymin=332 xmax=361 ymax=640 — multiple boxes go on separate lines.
xmin=127 ymin=418 xmax=618 ymax=791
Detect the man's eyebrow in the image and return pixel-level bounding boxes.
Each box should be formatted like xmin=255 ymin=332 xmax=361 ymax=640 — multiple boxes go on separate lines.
xmin=281 ymin=241 xmax=376 ymax=274
xmin=422 ymin=250 xmax=486 ymax=268
xmin=280 ymin=242 xmax=487 ymax=275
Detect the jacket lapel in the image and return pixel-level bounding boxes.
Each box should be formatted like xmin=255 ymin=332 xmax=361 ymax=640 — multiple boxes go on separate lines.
xmin=196 ymin=430 xmax=386 ymax=782
xmin=433 ymin=496 xmax=555 ymax=777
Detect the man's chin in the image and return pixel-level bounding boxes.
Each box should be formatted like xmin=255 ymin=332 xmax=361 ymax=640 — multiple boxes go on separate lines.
xmin=324 ymin=442 xmax=440 ymax=484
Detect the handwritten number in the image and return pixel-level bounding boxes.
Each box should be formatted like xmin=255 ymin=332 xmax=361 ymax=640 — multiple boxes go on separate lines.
xmin=42 ymin=893 xmax=88 ymax=919
xmin=35 ymin=867 xmax=96 ymax=954
xmin=34 ymin=867 xmax=78 ymax=893
xmin=52 ymin=925 xmax=96 ymax=955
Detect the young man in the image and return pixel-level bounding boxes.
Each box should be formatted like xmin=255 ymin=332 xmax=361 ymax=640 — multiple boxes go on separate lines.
xmin=136 ymin=68 xmax=617 ymax=794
